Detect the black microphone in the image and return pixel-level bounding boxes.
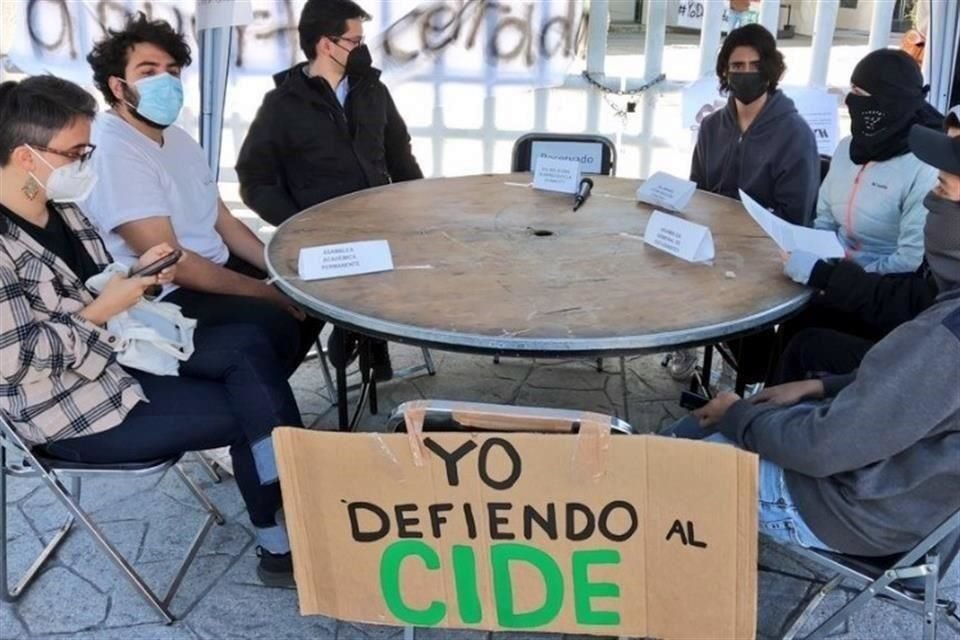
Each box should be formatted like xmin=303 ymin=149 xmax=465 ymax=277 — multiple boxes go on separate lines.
xmin=573 ymin=177 xmax=594 ymax=211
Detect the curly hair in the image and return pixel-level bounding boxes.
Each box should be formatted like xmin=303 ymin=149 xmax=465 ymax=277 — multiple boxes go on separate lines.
xmin=715 ymin=24 xmax=786 ymax=94
xmin=87 ymin=12 xmax=192 ymax=107
xmin=0 ymin=76 xmax=97 ymax=166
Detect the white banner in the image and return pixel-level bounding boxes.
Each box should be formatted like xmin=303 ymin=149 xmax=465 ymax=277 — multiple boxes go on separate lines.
xmin=7 ymin=0 xmax=584 ymax=90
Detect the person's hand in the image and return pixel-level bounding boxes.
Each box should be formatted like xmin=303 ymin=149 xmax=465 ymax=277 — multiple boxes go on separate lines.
xmin=783 ymin=250 xmax=821 ymax=285
xmin=262 ymin=282 xmax=306 ymax=321
xmin=81 ymin=274 xmax=160 ymax=325
xmin=693 ymin=391 xmax=741 ymax=428
xmin=135 ymin=242 xmax=180 ymax=285
xmin=749 ymin=379 xmax=824 ymax=407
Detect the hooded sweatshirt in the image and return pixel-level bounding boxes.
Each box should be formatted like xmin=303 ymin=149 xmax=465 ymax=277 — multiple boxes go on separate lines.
xmin=690 ymin=89 xmax=820 ymax=226
xmin=719 ymin=280 xmax=960 ymax=556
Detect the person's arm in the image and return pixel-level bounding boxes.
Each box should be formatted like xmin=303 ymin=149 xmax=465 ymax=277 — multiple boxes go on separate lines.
xmin=812 ymin=163 xmax=839 ymax=232
xmin=861 ymin=166 xmax=937 ymax=274
xmin=114 ymin=217 xmax=284 ymax=305
xmin=382 ymin=88 xmax=423 ymax=183
xmin=771 ymin=124 xmax=820 ymax=226
xmin=214 ymin=198 xmax=266 ymax=272
xmin=716 ymin=319 xmax=957 ymax=477
xmin=236 ymin=101 xmax=301 ymax=226
xmin=808 ymin=259 xmax=939 ymax=333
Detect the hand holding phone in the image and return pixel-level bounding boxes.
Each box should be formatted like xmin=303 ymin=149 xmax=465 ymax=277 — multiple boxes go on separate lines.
xmin=130 ymin=249 xmax=182 ymax=277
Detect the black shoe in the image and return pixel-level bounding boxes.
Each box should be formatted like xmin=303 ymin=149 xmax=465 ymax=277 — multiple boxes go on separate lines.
xmin=370 ymin=340 xmax=393 ymax=382
xmin=256 ymin=546 xmax=295 ymax=588
xmin=326 ymin=328 xmax=359 ymax=369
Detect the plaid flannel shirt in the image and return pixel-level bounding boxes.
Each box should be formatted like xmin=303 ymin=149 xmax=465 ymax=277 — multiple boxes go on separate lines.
xmin=0 ymin=202 xmax=144 ymax=445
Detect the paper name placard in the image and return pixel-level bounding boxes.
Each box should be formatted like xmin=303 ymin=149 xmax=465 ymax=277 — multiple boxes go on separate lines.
xmin=298 ymin=240 xmax=394 ymax=281
xmin=532 ymin=157 xmax=582 ymax=194
xmin=531 ymin=140 xmax=604 ymax=174
xmin=738 ymin=190 xmax=845 ymax=259
xmin=644 ymin=211 xmax=715 ymax=263
xmin=636 ymin=172 xmax=698 ymax=212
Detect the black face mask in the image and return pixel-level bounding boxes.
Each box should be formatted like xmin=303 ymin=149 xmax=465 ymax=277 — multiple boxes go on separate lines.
xmin=334 ymin=42 xmax=372 ymax=77
xmin=922 ymin=191 xmax=960 ymax=293
xmin=727 ymin=72 xmax=769 ymax=105
xmin=845 ymin=93 xmax=916 ymax=164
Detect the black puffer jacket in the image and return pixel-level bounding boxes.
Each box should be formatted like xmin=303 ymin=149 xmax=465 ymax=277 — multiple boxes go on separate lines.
xmin=237 ymin=63 xmax=422 ymax=226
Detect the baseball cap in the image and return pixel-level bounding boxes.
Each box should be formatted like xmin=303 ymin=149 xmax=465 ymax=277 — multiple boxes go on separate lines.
xmin=909 ymin=124 xmax=960 ymax=174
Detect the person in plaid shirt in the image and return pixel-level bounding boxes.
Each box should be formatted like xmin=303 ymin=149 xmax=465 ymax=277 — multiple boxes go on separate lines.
xmin=0 ymin=76 xmax=300 ymax=587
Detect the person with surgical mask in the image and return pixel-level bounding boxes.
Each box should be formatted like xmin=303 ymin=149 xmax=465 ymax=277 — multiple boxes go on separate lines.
xmin=813 ymin=49 xmax=942 ymax=275
xmin=675 ymin=24 xmax=820 ymax=384
xmin=237 ymin=0 xmax=423 ymax=381
xmin=83 ymin=12 xmax=320 ymax=382
xmin=0 ymin=75 xmax=305 ymax=588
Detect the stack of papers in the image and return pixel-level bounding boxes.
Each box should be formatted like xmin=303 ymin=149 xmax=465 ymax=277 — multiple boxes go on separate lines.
xmin=738 ymin=190 xmax=845 ymax=259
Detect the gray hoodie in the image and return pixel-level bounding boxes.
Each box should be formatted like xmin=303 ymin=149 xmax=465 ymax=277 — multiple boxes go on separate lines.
xmin=718 ymin=286 xmax=960 ymax=556
xmin=691 ymin=90 xmax=820 ymax=226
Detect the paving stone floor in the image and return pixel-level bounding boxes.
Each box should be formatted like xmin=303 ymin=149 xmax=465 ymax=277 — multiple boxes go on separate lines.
xmin=2 ymin=344 xmax=957 ymax=639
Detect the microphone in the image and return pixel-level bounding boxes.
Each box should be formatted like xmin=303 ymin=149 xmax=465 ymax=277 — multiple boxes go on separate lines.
xmin=573 ymin=177 xmax=594 ymax=211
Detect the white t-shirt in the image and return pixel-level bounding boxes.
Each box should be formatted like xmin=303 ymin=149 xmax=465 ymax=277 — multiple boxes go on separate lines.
xmin=84 ymin=114 xmax=229 ymax=294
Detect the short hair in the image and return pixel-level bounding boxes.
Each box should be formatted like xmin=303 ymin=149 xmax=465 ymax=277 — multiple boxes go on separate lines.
xmin=299 ymin=0 xmax=372 ymax=60
xmin=0 ymin=76 xmax=98 ymax=166
xmin=715 ymin=24 xmax=786 ymax=93
xmin=87 ymin=12 xmax=192 ymax=107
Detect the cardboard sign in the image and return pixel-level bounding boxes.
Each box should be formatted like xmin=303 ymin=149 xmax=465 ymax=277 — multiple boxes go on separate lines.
xmin=274 ymin=426 xmax=758 ymax=638
xmin=644 ymin=211 xmax=716 ymax=263
xmin=636 ymin=172 xmax=698 ymax=212
xmin=196 ymin=0 xmax=253 ymax=30
xmin=533 ymin=158 xmax=582 ymax=194
xmin=738 ymin=190 xmax=845 ymax=259
xmin=298 ymin=240 xmax=394 ymax=281
xmin=530 ymin=141 xmax=604 ymax=175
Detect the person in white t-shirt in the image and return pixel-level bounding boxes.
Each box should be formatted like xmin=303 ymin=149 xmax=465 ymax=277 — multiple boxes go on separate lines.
xmin=84 ymin=13 xmax=319 ymax=373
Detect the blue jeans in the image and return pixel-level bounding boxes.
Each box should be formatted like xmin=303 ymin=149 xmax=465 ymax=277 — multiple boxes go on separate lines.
xmin=45 ymin=325 xmax=303 ymax=531
xmin=663 ymin=416 xmax=835 ymax=551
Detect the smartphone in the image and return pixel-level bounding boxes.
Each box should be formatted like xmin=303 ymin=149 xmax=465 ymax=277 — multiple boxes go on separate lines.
xmin=129 ymin=249 xmax=182 ymax=278
xmin=679 ymin=390 xmax=711 ymax=410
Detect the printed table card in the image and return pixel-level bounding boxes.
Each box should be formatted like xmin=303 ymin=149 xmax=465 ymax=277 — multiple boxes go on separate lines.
xmin=298 ymin=240 xmax=394 ymax=281
xmin=636 ymin=172 xmax=698 ymax=212
xmin=644 ymin=210 xmax=715 ymax=263
xmin=532 ymin=157 xmax=582 ymax=194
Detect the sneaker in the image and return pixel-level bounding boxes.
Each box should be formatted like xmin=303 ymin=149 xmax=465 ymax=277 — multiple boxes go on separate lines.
xmin=370 ymin=339 xmax=393 ymax=382
xmin=666 ymin=349 xmax=698 ymax=381
xmin=256 ymin=546 xmax=295 ymax=588
xmin=326 ymin=328 xmax=359 ymax=370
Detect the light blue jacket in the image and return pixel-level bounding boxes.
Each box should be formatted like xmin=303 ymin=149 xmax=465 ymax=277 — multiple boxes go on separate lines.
xmin=814 ymin=137 xmax=938 ymax=274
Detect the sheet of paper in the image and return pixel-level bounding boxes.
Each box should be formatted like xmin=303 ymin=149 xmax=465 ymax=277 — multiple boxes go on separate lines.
xmin=532 ymin=157 xmax=581 ymax=194
xmin=644 ymin=210 xmax=715 ymax=263
xmin=298 ymin=240 xmax=394 ymax=281
xmin=636 ymin=172 xmax=698 ymax=211
xmin=738 ymin=190 xmax=845 ymax=259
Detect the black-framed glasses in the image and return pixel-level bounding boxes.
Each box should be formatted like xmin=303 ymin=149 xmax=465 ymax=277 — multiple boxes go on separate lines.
xmin=330 ymin=35 xmax=364 ymax=48
xmin=32 ymin=144 xmax=97 ymax=168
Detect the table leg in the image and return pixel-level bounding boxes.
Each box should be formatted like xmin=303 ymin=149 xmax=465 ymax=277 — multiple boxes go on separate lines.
xmin=335 ymin=330 xmax=349 ymax=430
xmin=700 ymin=344 xmax=714 ymax=398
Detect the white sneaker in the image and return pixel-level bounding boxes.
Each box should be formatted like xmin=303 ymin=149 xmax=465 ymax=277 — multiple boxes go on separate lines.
xmin=666 ymin=349 xmax=698 ymax=381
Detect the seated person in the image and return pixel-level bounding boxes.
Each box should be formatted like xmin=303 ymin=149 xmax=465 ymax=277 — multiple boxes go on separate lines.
xmin=814 ymin=48 xmax=941 ymax=274
xmin=662 ymin=124 xmax=960 ymax=556
xmin=771 ymin=112 xmax=960 ymax=382
xmin=236 ymin=0 xmax=424 ymax=380
xmin=0 ymin=76 xmax=300 ymax=586
xmin=691 ymin=24 xmax=819 ymax=226
xmin=83 ymin=13 xmax=319 ymax=375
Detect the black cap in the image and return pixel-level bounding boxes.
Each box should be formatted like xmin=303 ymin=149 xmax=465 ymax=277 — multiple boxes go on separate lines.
xmin=909 ymin=124 xmax=960 ymax=174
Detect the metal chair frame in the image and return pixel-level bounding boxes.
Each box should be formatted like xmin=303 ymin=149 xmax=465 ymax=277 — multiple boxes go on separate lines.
xmin=0 ymin=414 xmax=225 ymax=624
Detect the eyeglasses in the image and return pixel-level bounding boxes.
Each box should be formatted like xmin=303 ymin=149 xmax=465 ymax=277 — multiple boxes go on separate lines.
xmin=330 ymin=35 xmax=364 ymax=48
xmin=31 ymin=144 xmax=97 ymax=168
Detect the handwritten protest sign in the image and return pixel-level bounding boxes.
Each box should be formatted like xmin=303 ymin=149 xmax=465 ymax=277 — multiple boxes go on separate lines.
xmin=274 ymin=420 xmax=758 ymax=638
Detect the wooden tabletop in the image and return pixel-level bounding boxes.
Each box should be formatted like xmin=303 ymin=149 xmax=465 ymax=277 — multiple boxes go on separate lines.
xmin=266 ymin=174 xmax=809 ymax=356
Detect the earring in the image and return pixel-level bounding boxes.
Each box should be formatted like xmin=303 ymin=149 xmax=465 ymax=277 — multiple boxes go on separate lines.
xmin=21 ymin=175 xmax=41 ymax=201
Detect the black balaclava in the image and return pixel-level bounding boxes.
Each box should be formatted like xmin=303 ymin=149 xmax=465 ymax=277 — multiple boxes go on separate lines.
xmin=847 ymin=49 xmax=941 ymax=165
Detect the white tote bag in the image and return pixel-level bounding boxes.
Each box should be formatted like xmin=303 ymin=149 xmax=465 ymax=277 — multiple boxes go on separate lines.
xmin=86 ymin=265 xmax=196 ymax=376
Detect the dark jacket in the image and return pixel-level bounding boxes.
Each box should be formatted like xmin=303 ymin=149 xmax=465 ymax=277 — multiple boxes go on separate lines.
xmin=719 ymin=286 xmax=960 ymax=556
xmin=808 ymin=258 xmax=940 ymax=336
xmin=690 ymin=90 xmax=820 ymax=226
xmin=236 ymin=63 xmax=423 ymax=226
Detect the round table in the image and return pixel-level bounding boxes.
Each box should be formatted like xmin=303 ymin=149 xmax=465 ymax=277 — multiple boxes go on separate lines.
xmin=266 ymin=174 xmax=810 ymax=427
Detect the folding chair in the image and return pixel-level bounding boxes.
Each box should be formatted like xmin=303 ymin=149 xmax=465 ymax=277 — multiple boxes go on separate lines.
xmin=779 ymin=508 xmax=960 ymax=640
xmin=0 ymin=413 xmax=225 ymax=624
xmin=502 ymin=133 xmax=630 ymax=416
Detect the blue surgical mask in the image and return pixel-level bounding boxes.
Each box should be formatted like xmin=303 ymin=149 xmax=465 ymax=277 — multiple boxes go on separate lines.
xmin=122 ymin=73 xmax=184 ymax=128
